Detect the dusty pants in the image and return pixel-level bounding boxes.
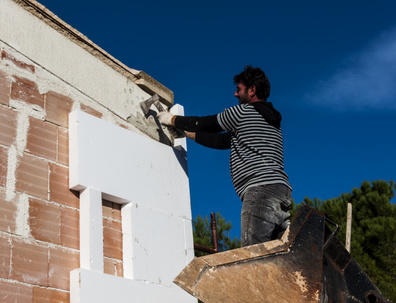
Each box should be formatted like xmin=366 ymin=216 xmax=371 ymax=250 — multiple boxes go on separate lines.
xmin=241 ymin=184 xmax=292 ymax=247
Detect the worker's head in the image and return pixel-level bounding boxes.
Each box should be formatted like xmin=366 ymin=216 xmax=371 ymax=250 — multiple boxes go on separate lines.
xmin=233 ymin=66 xmax=270 ymax=103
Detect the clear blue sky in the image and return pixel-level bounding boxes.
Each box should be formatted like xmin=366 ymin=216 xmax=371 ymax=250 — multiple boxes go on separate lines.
xmin=39 ymin=0 xmax=396 ymax=239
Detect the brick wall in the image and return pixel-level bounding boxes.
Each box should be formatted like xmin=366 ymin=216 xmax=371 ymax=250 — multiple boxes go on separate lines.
xmin=0 ymin=47 xmax=125 ymax=302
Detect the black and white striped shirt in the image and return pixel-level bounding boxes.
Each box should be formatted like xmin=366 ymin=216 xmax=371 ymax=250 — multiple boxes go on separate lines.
xmin=217 ymin=104 xmax=291 ymax=198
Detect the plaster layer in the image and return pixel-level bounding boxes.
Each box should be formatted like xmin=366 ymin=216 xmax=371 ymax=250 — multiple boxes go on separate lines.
xmin=0 ymin=0 xmax=172 ymax=123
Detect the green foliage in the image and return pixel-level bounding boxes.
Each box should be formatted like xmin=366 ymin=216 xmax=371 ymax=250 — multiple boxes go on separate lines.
xmin=291 ymin=180 xmax=396 ymax=301
xmin=193 ymin=212 xmax=241 ymax=257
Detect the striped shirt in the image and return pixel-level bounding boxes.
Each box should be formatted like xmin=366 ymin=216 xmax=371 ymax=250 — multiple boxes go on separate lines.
xmin=217 ymin=104 xmax=291 ymax=198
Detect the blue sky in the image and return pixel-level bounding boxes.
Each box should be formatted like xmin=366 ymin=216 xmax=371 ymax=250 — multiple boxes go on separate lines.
xmin=39 ymin=0 xmax=396 ymax=239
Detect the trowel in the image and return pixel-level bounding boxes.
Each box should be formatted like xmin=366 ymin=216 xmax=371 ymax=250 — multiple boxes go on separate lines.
xmin=140 ymin=94 xmax=184 ymax=138
xmin=140 ymin=94 xmax=165 ymax=117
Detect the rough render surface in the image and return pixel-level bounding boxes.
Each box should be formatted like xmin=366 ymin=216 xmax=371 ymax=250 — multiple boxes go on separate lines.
xmin=0 ymin=0 xmax=184 ymax=301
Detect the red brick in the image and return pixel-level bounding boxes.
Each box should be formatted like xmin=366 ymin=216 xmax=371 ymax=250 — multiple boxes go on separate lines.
xmin=45 ymin=91 xmax=73 ymax=127
xmin=112 ymin=203 xmax=121 ymax=221
xmin=0 ymin=145 xmax=7 ymax=187
xmin=0 ymin=235 xmax=11 ymax=279
xmin=11 ymin=238 xmax=48 ymax=286
xmin=26 ymin=117 xmax=57 ymax=161
xmin=0 ymin=187 xmax=17 ymax=234
xmin=80 ymin=103 xmax=103 ymax=118
xmin=15 ymin=153 xmax=49 ymax=199
xmin=61 ymin=206 xmax=79 ymax=250
xmin=11 ymin=76 xmax=44 ymax=108
xmin=48 ymin=246 xmax=79 ymax=290
xmin=49 ymin=163 xmax=79 ymax=208
xmin=102 ymin=199 xmax=113 ymax=218
xmin=103 ymin=218 xmax=123 ymax=260
xmin=1 ymin=50 xmax=35 ymax=73
xmin=104 ymin=257 xmax=124 ymax=277
xmin=33 ymin=287 xmax=69 ymax=303
xmin=57 ymin=128 xmax=69 ymax=166
xmin=29 ymin=197 xmax=61 ymax=244
xmin=0 ymin=70 xmax=10 ymax=106
xmin=0 ymin=105 xmax=18 ymax=147
xmin=0 ymin=280 xmax=33 ymax=303
xmin=102 ymin=199 xmax=122 ymax=221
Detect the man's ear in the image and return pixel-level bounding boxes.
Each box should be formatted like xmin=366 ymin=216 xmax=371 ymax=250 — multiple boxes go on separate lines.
xmin=249 ymin=85 xmax=256 ymax=97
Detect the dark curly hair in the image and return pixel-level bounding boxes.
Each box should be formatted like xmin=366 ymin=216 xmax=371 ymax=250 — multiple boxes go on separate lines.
xmin=233 ymin=66 xmax=271 ymax=100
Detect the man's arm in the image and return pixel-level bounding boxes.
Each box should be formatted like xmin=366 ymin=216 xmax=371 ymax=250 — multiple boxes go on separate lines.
xmin=157 ymin=112 xmax=230 ymax=149
xmin=174 ymin=115 xmax=223 ymax=133
xmin=184 ymin=131 xmax=196 ymax=141
xmin=157 ymin=112 xmax=224 ymax=133
xmin=194 ymin=131 xmax=231 ymax=150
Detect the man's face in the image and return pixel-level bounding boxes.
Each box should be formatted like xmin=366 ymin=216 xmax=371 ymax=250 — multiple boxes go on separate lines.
xmin=235 ymin=82 xmax=251 ymax=104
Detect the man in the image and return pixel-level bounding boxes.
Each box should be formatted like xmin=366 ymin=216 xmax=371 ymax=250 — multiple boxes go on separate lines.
xmin=157 ymin=66 xmax=292 ymax=247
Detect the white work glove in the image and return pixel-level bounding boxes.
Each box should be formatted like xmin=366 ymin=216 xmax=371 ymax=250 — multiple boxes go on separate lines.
xmin=157 ymin=112 xmax=174 ymax=126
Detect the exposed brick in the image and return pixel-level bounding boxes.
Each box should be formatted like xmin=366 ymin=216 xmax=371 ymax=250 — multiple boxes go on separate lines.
xmin=0 ymin=187 xmax=17 ymax=234
xmin=45 ymin=91 xmax=73 ymax=127
xmin=102 ymin=199 xmax=113 ymax=217
xmin=0 ymin=70 xmax=10 ymax=106
xmin=102 ymin=199 xmax=122 ymax=221
xmin=0 ymin=105 xmax=18 ymax=147
xmin=104 ymin=257 xmax=123 ymax=277
xmin=33 ymin=287 xmax=69 ymax=303
xmin=26 ymin=117 xmax=57 ymax=161
xmin=0 ymin=280 xmax=33 ymax=303
xmin=61 ymin=206 xmax=79 ymax=250
xmin=1 ymin=50 xmax=35 ymax=73
xmin=15 ymin=153 xmax=49 ymax=200
xmin=57 ymin=128 xmax=69 ymax=166
xmin=11 ymin=76 xmax=44 ymax=108
xmin=0 ymin=235 xmax=11 ymax=279
xmin=11 ymin=238 xmax=48 ymax=286
xmin=49 ymin=163 xmax=79 ymax=208
xmin=29 ymin=197 xmax=61 ymax=244
xmin=112 ymin=202 xmax=121 ymax=221
xmin=48 ymin=246 xmax=79 ymax=290
xmin=80 ymin=103 xmax=103 ymax=119
xmin=103 ymin=218 xmax=123 ymax=260
xmin=117 ymin=122 xmax=129 ymax=130
xmin=115 ymin=259 xmax=124 ymax=277
xmin=0 ymin=145 xmax=7 ymax=187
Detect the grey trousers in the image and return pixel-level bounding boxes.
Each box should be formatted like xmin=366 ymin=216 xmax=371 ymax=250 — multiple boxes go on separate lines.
xmin=241 ymin=184 xmax=292 ymax=247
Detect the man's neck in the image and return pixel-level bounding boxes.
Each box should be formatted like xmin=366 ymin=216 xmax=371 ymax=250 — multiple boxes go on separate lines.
xmin=249 ymin=96 xmax=265 ymax=103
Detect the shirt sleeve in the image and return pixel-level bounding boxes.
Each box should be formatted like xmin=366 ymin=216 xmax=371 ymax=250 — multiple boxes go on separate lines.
xmin=195 ymin=132 xmax=231 ymax=150
xmin=174 ymin=114 xmax=223 ymax=133
xmin=217 ymin=105 xmax=244 ymax=132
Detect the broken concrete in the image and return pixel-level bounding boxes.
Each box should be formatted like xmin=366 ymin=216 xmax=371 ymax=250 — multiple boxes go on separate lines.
xmin=174 ymin=206 xmax=390 ymax=303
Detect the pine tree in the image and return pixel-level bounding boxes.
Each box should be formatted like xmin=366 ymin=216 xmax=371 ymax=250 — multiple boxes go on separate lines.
xmin=193 ymin=212 xmax=241 ymax=257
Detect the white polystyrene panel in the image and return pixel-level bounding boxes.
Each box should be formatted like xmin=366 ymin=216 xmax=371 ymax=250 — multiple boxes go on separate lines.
xmin=71 ymin=269 xmax=196 ymax=303
xmin=183 ymin=217 xmax=196 ymax=262
xmin=122 ymin=202 xmax=191 ymax=286
xmin=69 ymin=110 xmax=191 ymax=219
xmin=170 ymin=104 xmax=187 ymax=151
xmin=79 ymin=187 xmax=103 ymax=271
xmin=69 ymin=110 xmax=195 ymax=303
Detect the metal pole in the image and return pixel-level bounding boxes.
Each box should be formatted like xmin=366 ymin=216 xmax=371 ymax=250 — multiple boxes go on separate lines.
xmin=346 ymin=203 xmax=352 ymax=253
xmin=210 ymin=212 xmax=219 ymax=252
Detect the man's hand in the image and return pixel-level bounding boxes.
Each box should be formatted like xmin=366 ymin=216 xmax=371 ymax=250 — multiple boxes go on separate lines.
xmin=184 ymin=131 xmax=196 ymax=141
xmin=157 ymin=112 xmax=175 ymax=126
xmin=169 ymin=127 xmax=185 ymax=139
